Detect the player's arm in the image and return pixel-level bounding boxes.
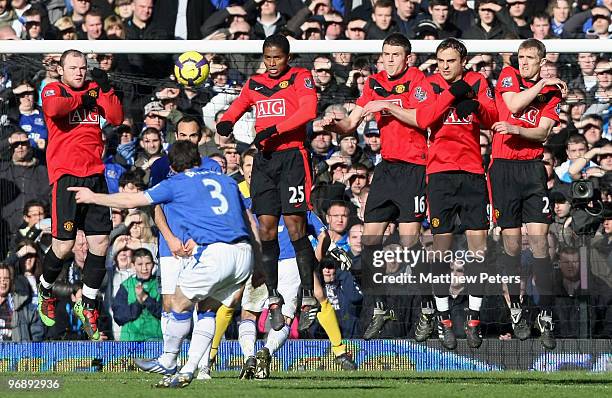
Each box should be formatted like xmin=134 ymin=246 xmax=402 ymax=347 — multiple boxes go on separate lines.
xmin=154 ymin=204 xmax=189 ymax=257
xmin=323 ymin=104 xmax=365 ymax=135
xmin=274 ymin=74 xmax=318 ymax=134
xmin=68 ymin=187 xmax=150 ymax=208
xmin=501 ymin=78 xmax=567 ymax=115
xmin=97 ymin=90 xmax=124 ymax=126
xmin=492 ymin=116 xmax=556 ymax=143
xmin=476 ymin=80 xmax=499 ymax=129
xmin=217 ymin=80 xmax=253 ymax=135
xmin=41 ymin=85 xmax=83 ymax=118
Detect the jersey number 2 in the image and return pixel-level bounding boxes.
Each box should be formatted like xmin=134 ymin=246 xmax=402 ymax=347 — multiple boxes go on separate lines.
xmin=202 ymin=178 xmax=229 ymax=215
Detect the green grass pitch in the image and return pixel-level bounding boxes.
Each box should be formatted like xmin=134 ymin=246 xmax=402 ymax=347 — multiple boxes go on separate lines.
xmin=2 ymin=371 xmax=612 ymax=398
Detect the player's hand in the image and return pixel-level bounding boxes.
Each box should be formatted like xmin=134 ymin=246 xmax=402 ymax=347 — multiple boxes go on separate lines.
xmin=167 ymin=235 xmax=188 ymax=258
xmin=449 ymin=79 xmax=473 ymax=99
xmin=91 ymin=68 xmax=111 ymax=93
xmin=492 ymin=121 xmax=520 ymax=135
xmin=183 ymin=238 xmax=197 ymax=256
xmin=216 ymin=121 xmax=234 ymax=137
xmin=539 ymin=78 xmax=568 ymax=97
xmin=455 ymin=99 xmax=479 ymax=119
xmin=362 ymin=100 xmax=390 ymax=117
xmin=67 ymin=186 xmax=96 ymax=204
xmin=252 ymin=126 xmax=278 ymax=150
xmin=320 ymin=116 xmax=338 ymax=132
xmin=81 ymin=91 xmax=97 ymax=110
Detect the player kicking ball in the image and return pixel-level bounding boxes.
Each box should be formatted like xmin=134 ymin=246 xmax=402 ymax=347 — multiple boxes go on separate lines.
xmin=69 ymin=141 xmax=256 ymax=387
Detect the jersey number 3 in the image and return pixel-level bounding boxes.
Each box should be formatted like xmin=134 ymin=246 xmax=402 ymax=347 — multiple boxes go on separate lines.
xmin=202 ymin=178 xmax=229 ymax=215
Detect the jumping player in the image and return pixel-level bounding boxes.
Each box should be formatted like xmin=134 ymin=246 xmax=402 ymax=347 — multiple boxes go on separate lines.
xmin=38 ymin=49 xmax=123 ymax=340
xmin=215 ymin=34 xmax=319 ymax=332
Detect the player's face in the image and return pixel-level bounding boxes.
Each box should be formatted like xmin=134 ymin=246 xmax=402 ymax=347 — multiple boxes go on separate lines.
xmin=437 ymin=48 xmax=466 ymax=83
xmin=176 ymin=121 xmax=201 ymax=144
xmin=381 ymin=44 xmax=409 ymax=78
xmin=517 ymin=47 xmax=545 ymax=80
xmin=0 ymin=269 xmax=10 ymax=297
xmin=59 ymin=54 xmax=87 ymax=89
xmin=263 ymin=45 xmax=289 ymax=78
xmin=134 ymin=256 xmax=154 ymax=279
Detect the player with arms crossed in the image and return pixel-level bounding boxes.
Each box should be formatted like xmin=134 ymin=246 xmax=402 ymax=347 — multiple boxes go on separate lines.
xmin=364 ymin=38 xmax=498 ymax=349
xmin=490 ymin=38 xmax=565 ymax=350
xmin=70 ymin=141 xmax=255 ymax=387
xmin=216 ymin=34 xmax=319 ymax=331
xmin=325 ymin=33 xmax=471 ymax=339
xmin=38 ymin=49 xmax=123 ymax=340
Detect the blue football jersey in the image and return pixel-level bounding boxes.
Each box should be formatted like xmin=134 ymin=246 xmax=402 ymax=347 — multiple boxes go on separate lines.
xmin=277 ymin=211 xmax=326 ymax=261
xmin=145 ymin=168 xmax=249 ymax=256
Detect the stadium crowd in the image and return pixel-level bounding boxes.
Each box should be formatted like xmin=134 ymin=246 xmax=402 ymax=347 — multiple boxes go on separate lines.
xmin=0 ymin=0 xmax=611 ymax=344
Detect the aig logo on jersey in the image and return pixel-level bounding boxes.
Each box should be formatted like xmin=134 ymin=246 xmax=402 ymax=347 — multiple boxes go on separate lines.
xmin=444 ymin=108 xmax=473 ymax=125
xmin=256 ymin=99 xmax=286 ymax=118
xmin=511 ymin=106 xmax=539 ymax=126
xmin=69 ymin=107 xmax=100 ymax=124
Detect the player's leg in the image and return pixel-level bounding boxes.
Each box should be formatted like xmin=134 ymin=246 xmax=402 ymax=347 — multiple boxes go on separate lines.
xmin=361 ymin=221 xmax=390 ymax=340
xmin=38 ymin=175 xmax=78 ymax=327
xmin=257 ymin=214 xmax=284 ymax=331
xmin=426 ymin=172 xmax=456 ymax=349
xmin=75 ymin=175 xmax=113 ymax=340
xmin=313 ymin=268 xmax=357 ymax=370
xmin=489 ymin=160 xmax=530 ymax=340
xmin=461 ymin=173 xmax=491 ymax=349
xmin=238 ymin=275 xmax=266 ymax=380
xmin=283 ymin=213 xmax=320 ymax=330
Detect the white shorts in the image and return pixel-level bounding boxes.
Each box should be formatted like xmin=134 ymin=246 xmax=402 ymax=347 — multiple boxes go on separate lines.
xmin=159 ymin=256 xmax=184 ymax=295
xmin=241 ymin=258 xmax=300 ymax=319
xmin=178 ymin=241 xmax=253 ymax=306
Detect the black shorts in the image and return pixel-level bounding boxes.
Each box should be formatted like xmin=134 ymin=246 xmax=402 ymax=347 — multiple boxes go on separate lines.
xmin=489 ymin=159 xmax=552 ymax=229
xmin=427 ymin=172 xmax=489 ymax=234
xmin=364 ymin=160 xmax=426 ymax=223
xmin=51 ymin=174 xmax=112 ymax=240
xmin=251 ymin=148 xmax=313 ymax=216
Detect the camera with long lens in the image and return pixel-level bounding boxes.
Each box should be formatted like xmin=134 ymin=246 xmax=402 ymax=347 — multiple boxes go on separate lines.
xmin=570 ymin=172 xmax=612 ymax=236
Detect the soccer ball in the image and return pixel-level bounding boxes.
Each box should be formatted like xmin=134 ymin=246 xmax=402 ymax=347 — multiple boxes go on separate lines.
xmin=174 ymin=51 xmax=209 ymax=87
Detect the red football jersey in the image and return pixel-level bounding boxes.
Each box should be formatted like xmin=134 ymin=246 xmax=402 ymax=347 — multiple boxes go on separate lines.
xmin=42 ymin=81 xmax=123 ymax=184
xmin=356 ymin=67 xmax=433 ymax=165
xmin=492 ymin=67 xmax=561 ymax=160
xmin=426 ymin=71 xmax=498 ymax=175
xmin=220 ymin=66 xmax=317 ymax=152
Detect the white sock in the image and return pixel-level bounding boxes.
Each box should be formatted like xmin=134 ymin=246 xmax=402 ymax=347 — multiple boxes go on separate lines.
xmin=161 ymin=311 xmax=170 ymax=335
xmin=181 ymin=312 xmax=215 ymax=374
xmin=469 ymin=295 xmax=483 ymax=312
xmin=158 ymin=311 xmax=192 ymax=369
xmin=434 ymin=296 xmax=450 ymax=312
xmin=82 ymin=284 xmax=98 ymax=301
xmin=264 ymin=324 xmax=290 ymax=355
xmin=40 ymin=275 xmax=53 ymax=290
xmin=198 ymin=335 xmax=212 ymax=371
xmin=238 ymin=319 xmax=257 ymax=359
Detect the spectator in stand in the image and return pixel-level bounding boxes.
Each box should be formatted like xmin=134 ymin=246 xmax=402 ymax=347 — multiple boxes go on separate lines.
xmin=449 ymin=0 xmax=476 ymax=34
xmin=555 ymin=134 xmax=591 ymax=182
xmin=499 ymin=0 xmax=531 ymax=38
xmin=10 ymin=200 xmax=48 ymax=252
xmin=347 ymin=222 xmax=363 ymax=275
xmin=324 ymin=11 xmax=344 ymax=40
xmin=366 ymin=0 xmax=397 ymax=39
xmin=13 ymin=80 xmax=47 ymax=151
xmin=0 ymin=130 xmax=50 ymax=258
xmin=427 ymin=0 xmax=462 ymax=38
xmin=111 ymin=210 xmax=158 ymax=261
xmin=309 ymin=123 xmax=335 ymax=166
xmin=463 ymin=0 xmax=511 ymax=40
xmin=54 ymin=17 xmax=77 ymax=40
xmin=36 ymin=54 xmax=61 ymax=106
xmin=564 ymin=5 xmax=611 ymax=39
xmin=363 ymin=121 xmax=381 ymax=167
xmin=570 ymin=53 xmax=598 ymax=104
xmin=590 ymin=59 xmax=612 ymax=111
xmin=112 ymin=248 xmax=162 ymax=341
xmin=78 ymin=10 xmax=105 ymax=40
xmin=69 ymin=0 xmax=91 ymax=28
xmin=346 ymin=163 xmax=370 ymax=221
xmin=318 ymin=252 xmax=363 ymax=338
xmin=326 ymin=201 xmax=351 ymax=252
xmin=150 ymin=0 xmax=212 ymax=40
xmin=134 ymin=127 xmax=164 ymax=185
xmin=547 ymin=0 xmax=571 ymax=37
xmin=251 ymin=0 xmax=287 ymax=40
xmin=223 ymin=144 xmax=242 ymax=181
xmin=0 ymin=263 xmax=44 ymax=341
xmin=549 ymin=190 xmax=577 ymax=247
xmin=312 ymin=56 xmax=354 ymax=113
xmin=9 ymin=240 xmax=43 ymax=302
xmin=104 ymin=14 xmax=125 ymax=39
xmin=21 ymin=7 xmax=43 ymax=39
xmin=530 ymin=13 xmax=552 ymax=40
xmin=106 ymin=245 xmax=133 ymax=340
xmin=345 ymin=16 xmax=367 ymax=40
xmin=577 ymin=114 xmax=604 ymax=147
xmin=393 ymin=0 xmax=426 ymax=38
xmin=115 ymin=0 xmax=133 ymax=21
xmin=337 ymin=132 xmax=373 ymax=169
